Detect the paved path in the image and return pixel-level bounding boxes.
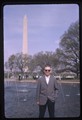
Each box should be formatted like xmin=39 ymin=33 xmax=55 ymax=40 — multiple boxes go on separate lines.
xmin=5 ymin=78 xmax=80 ymax=83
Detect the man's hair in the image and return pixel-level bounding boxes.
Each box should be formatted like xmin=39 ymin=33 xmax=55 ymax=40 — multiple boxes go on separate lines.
xmin=44 ymin=64 xmax=51 ymax=69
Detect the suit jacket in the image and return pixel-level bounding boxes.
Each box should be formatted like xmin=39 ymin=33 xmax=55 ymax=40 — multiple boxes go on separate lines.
xmin=36 ymin=75 xmax=59 ymax=105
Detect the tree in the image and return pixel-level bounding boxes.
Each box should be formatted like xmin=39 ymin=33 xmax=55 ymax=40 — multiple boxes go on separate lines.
xmin=58 ymin=21 xmax=79 ymax=78
xmin=4 ymin=53 xmax=32 ymax=76
xmin=32 ymin=51 xmax=54 ymax=69
xmin=7 ymin=54 xmax=16 ymax=73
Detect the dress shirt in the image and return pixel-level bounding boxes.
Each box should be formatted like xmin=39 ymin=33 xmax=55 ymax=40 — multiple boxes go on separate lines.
xmin=45 ymin=75 xmax=50 ymax=84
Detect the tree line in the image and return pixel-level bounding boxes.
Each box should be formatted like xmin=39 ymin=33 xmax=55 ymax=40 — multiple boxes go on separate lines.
xmin=4 ymin=21 xmax=79 ymax=78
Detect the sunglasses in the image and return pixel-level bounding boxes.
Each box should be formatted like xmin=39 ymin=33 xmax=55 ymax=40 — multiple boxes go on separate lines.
xmin=44 ymin=69 xmax=51 ymax=72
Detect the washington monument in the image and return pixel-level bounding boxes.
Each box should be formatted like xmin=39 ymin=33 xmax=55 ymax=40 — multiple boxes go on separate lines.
xmin=22 ymin=15 xmax=28 ymax=54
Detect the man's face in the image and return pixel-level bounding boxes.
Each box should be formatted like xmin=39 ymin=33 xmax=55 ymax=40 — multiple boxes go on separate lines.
xmin=44 ymin=66 xmax=52 ymax=76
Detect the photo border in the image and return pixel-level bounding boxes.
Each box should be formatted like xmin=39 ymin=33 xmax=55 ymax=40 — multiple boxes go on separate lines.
xmin=0 ymin=0 xmax=81 ymax=120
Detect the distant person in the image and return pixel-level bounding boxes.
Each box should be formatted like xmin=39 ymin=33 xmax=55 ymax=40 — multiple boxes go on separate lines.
xmin=36 ymin=64 xmax=59 ymax=118
xmin=18 ymin=74 xmax=21 ymax=80
xmin=26 ymin=74 xmax=28 ymax=79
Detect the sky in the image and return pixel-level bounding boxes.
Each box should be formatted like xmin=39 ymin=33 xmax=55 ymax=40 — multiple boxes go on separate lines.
xmin=3 ymin=4 xmax=79 ymax=62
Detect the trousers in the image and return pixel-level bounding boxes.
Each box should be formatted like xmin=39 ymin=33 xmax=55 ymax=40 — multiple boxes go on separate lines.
xmin=39 ymin=99 xmax=55 ymax=118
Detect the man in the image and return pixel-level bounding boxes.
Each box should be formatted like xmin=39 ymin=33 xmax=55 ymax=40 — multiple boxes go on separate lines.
xmin=36 ymin=64 xmax=59 ymax=118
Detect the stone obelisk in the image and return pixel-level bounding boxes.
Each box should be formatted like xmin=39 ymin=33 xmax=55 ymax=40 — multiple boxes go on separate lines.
xmin=22 ymin=15 xmax=28 ymax=55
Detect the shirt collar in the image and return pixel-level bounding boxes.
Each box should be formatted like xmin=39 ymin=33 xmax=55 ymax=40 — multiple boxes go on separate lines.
xmin=45 ymin=75 xmax=50 ymax=78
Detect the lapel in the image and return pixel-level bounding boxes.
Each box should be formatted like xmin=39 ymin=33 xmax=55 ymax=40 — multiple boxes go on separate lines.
xmin=43 ymin=75 xmax=47 ymax=85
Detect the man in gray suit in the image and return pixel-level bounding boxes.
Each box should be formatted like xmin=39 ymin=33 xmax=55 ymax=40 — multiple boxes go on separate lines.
xmin=36 ymin=64 xmax=59 ymax=118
